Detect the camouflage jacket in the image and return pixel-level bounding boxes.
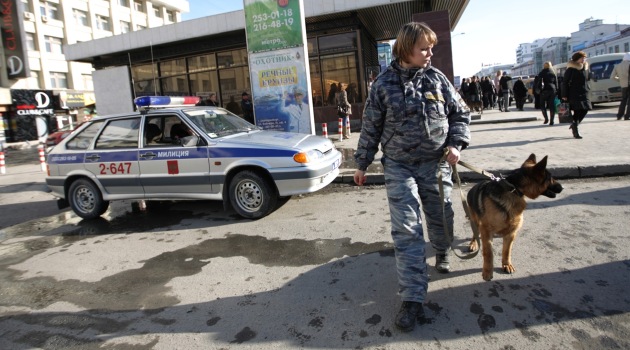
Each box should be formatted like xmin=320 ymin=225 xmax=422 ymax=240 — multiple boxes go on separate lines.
xmin=354 ymin=61 xmax=471 ymax=170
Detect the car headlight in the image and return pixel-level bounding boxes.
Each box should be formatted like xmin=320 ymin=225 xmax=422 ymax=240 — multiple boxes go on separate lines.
xmin=293 ymin=149 xmax=324 ymax=164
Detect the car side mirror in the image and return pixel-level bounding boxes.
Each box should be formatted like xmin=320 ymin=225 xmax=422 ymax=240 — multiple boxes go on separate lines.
xmin=181 ymin=135 xmax=199 ymax=147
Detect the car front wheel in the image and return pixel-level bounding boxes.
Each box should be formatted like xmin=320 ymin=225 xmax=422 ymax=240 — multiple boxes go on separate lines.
xmin=229 ymin=170 xmax=277 ymax=219
xmin=68 ymin=178 xmax=110 ymax=219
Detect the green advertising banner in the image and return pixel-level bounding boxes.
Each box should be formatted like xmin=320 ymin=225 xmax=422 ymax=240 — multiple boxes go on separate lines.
xmin=244 ymin=0 xmax=303 ymax=53
xmin=244 ymin=0 xmax=313 ymax=134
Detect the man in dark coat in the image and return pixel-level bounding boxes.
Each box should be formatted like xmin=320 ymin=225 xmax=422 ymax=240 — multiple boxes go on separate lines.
xmin=512 ymin=77 xmax=528 ymax=111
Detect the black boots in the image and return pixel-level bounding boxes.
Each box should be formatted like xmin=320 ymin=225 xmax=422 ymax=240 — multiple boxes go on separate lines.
xmin=570 ymin=122 xmax=582 ymax=139
xmin=549 ymin=115 xmax=555 ymax=125
xmin=395 ymin=301 xmax=425 ymax=332
xmin=435 ymin=251 xmax=451 ymax=273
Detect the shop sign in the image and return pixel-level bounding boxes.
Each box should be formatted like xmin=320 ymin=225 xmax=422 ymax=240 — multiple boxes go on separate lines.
xmin=11 ymin=89 xmax=54 ymax=115
xmin=1 ymin=0 xmax=31 ymax=79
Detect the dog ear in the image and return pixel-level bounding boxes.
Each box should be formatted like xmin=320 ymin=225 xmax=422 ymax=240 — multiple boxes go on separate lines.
xmin=522 ymin=153 xmax=537 ymax=167
xmin=534 ymin=156 xmax=548 ymax=172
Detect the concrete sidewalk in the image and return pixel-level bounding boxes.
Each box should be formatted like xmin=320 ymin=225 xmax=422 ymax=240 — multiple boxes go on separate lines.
xmin=333 ymin=102 xmax=630 ymax=183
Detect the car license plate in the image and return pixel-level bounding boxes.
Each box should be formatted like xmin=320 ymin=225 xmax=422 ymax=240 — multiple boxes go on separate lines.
xmin=332 ymin=158 xmax=340 ymax=170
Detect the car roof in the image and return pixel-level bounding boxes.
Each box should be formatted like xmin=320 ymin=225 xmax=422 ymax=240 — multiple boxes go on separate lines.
xmin=89 ymin=106 xmax=228 ymax=121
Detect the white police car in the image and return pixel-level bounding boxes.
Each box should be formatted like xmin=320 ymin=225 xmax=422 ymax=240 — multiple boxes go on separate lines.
xmin=46 ymin=96 xmax=342 ymax=220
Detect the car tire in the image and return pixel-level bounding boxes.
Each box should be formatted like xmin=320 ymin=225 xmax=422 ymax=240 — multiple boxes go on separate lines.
xmin=68 ymin=178 xmax=110 ymax=220
xmin=229 ymin=170 xmax=277 ymax=219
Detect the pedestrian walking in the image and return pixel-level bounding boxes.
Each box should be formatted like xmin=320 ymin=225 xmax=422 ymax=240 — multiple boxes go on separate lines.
xmin=499 ymin=71 xmax=513 ymax=112
xmin=335 ymin=82 xmax=352 ymax=138
xmin=512 ymin=77 xmax=528 ymax=111
xmin=353 ymin=22 xmax=471 ymax=333
xmin=611 ymin=52 xmax=630 ymax=120
xmin=537 ymin=61 xmax=558 ymax=125
xmin=562 ymin=51 xmax=591 ymax=139
xmin=494 ymin=71 xmax=503 ymax=111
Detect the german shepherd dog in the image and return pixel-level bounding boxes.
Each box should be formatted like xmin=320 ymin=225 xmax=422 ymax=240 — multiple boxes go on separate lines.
xmin=467 ymin=154 xmax=563 ymax=281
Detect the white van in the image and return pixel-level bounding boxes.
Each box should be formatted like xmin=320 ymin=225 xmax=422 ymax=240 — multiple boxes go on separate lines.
xmin=554 ymin=53 xmax=624 ymax=104
xmin=587 ymin=53 xmax=624 ymax=104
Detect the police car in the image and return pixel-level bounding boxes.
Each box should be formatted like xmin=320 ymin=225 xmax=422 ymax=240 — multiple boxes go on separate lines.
xmin=45 ymin=96 xmax=342 ymax=220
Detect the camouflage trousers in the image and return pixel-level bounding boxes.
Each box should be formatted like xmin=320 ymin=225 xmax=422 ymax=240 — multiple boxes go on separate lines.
xmin=382 ymin=156 xmax=454 ymax=302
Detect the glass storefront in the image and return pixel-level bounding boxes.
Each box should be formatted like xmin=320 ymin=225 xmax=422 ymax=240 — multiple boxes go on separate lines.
xmin=128 ymin=32 xmax=363 ymax=117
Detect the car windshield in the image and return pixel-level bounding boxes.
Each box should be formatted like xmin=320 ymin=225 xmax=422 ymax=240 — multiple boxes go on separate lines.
xmin=185 ymin=108 xmax=261 ymax=138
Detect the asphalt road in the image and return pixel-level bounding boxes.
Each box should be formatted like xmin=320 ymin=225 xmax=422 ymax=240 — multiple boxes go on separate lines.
xmin=1 ymin=166 xmax=629 ymax=349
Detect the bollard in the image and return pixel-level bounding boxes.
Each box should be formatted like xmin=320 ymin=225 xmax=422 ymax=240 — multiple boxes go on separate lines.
xmin=38 ymin=143 xmax=46 ymax=172
xmin=0 ymin=149 xmax=5 ymax=175
xmin=338 ymin=118 xmax=343 ymax=141
xmin=322 ymin=123 xmax=328 ymax=139
xmin=345 ymin=116 xmax=351 ymax=137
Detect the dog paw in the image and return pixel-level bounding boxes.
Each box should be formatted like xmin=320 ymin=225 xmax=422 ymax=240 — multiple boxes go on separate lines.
xmin=502 ymin=264 xmax=515 ymax=274
xmin=482 ymin=269 xmax=493 ymax=281
xmin=468 ymin=241 xmax=479 ymax=252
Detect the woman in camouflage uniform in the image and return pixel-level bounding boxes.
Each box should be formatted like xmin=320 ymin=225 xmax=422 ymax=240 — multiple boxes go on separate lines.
xmin=353 ymin=22 xmax=470 ymax=332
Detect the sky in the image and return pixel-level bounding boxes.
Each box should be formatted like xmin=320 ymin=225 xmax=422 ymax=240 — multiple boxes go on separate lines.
xmin=181 ymin=0 xmax=630 ymax=78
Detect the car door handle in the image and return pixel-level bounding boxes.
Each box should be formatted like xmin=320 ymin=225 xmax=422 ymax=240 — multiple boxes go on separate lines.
xmin=86 ymin=154 xmax=101 ymax=161
xmin=140 ymin=152 xmax=157 ymax=159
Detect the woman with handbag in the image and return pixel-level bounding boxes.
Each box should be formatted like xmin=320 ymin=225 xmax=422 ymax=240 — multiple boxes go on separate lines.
xmin=335 ymin=82 xmax=352 ymax=138
xmin=562 ymin=51 xmax=591 ymax=139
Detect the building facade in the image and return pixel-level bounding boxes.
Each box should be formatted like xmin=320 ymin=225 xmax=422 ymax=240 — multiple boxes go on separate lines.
xmin=61 ymin=0 xmax=469 ymax=134
xmin=0 ymin=0 xmax=188 ymax=144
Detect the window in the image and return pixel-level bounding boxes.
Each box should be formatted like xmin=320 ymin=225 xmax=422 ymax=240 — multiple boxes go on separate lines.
xmin=160 ymin=75 xmax=188 ymax=96
xmin=625 ymin=43 xmax=629 ymax=52
xmin=45 ymin=36 xmax=63 ymax=54
xmin=120 ymin=21 xmax=130 ymax=33
xmin=26 ymin=33 xmax=36 ymax=51
xmin=189 ymin=71 xmax=219 ymax=99
xmin=188 ymin=54 xmax=217 ymax=72
xmin=159 ymin=58 xmax=186 ymax=77
xmin=166 ymin=10 xmax=174 ymax=22
xmin=39 ymin=2 xmax=59 ymax=20
xmin=590 ymin=59 xmax=622 ymax=80
xmin=134 ymin=0 xmax=143 ymax=12
xmin=73 ymin=9 xmax=89 ymax=26
xmin=307 ymin=38 xmax=318 ymax=55
xmin=82 ymin=74 xmax=94 ymax=90
xmin=153 ymin=7 xmax=161 ymax=18
xmin=118 ymin=0 xmax=129 ymax=7
xmin=219 ymin=67 xmax=250 ymax=113
xmin=66 ymin=121 xmax=104 ymax=150
xmin=132 ymin=63 xmax=157 ymax=81
xmin=136 ymin=24 xmax=146 ymax=31
xmin=95 ymin=118 xmax=141 ymax=149
xmin=308 ymin=33 xmax=362 ymax=106
xmin=96 ymin=15 xmax=111 ymax=31
xmin=309 ymin=59 xmax=323 ymax=106
xmin=50 ymin=71 xmax=68 ymax=88
xmin=321 ymin=53 xmax=358 ymax=106
xmin=318 ymin=32 xmax=357 ymax=53
xmin=217 ymin=49 xmax=248 ymax=69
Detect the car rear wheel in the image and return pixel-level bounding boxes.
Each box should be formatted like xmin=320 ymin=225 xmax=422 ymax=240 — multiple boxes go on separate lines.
xmin=229 ymin=170 xmax=277 ymax=219
xmin=68 ymin=178 xmax=110 ymax=219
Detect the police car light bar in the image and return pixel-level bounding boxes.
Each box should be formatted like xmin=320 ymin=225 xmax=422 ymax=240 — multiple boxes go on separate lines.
xmin=134 ymin=96 xmax=200 ymax=108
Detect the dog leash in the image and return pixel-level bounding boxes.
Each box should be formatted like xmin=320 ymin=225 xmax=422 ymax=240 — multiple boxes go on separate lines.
xmin=437 ymin=148 xmax=494 ymax=260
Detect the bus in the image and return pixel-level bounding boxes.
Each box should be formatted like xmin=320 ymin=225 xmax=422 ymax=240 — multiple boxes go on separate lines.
xmin=554 ymin=53 xmax=624 ymax=105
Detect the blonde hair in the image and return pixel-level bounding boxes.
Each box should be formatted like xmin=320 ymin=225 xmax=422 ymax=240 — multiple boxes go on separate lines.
xmin=392 ymin=22 xmax=437 ymax=63
xmin=543 ymin=61 xmax=556 ymax=74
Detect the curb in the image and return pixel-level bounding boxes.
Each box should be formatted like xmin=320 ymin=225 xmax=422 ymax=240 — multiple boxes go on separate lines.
xmin=334 ymin=164 xmax=630 ymax=185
